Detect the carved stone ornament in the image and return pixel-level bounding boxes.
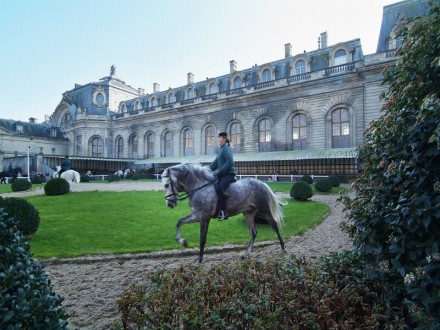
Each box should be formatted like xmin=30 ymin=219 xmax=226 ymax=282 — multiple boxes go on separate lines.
xmin=92 ymin=86 xmax=107 ymax=108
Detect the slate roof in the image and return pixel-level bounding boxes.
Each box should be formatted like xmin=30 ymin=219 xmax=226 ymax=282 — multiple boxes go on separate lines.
xmin=0 ymin=118 xmax=66 ymax=140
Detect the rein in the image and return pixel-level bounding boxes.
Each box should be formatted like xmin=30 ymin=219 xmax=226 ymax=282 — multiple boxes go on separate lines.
xmin=163 ymin=175 xmax=216 ymax=202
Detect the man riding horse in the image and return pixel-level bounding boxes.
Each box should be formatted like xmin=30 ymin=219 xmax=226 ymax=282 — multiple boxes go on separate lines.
xmin=59 ymin=156 xmax=71 ymax=177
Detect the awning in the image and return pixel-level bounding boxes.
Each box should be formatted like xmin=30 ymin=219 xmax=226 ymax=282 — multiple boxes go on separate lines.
xmin=135 ymin=148 xmax=358 ymax=165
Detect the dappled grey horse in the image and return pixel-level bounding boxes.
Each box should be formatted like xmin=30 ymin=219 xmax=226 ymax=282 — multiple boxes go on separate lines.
xmin=161 ymin=163 xmax=286 ymax=263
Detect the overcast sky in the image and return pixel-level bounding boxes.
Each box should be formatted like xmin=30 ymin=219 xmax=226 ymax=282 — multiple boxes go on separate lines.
xmin=0 ymin=0 xmax=398 ymax=123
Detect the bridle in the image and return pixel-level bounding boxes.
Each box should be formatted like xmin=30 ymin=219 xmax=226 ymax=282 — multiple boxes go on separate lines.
xmin=162 ymin=172 xmax=216 ymax=204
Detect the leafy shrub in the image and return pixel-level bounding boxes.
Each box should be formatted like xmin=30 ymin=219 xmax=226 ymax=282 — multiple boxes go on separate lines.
xmin=131 ymin=173 xmax=141 ymax=180
xmin=315 ymin=178 xmax=333 ymax=192
xmin=44 ymin=178 xmax=70 ymax=196
xmin=329 ymin=176 xmax=341 ymax=187
xmin=301 ymin=174 xmax=313 ymax=184
xmin=0 ymin=197 xmax=40 ymax=236
xmin=117 ymin=256 xmax=390 ymax=329
xmin=0 ymin=210 xmax=68 ymax=328
xmin=80 ymin=174 xmax=90 ymax=182
xmin=107 ymin=174 xmax=120 ymax=183
xmin=11 ymin=178 xmax=32 ymax=192
xmin=31 ymin=175 xmax=45 ymax=184
xmin=290 ymin=181 xmax=313 ymax=200
xmin=340 ymin=4 xmax=440 ymax=324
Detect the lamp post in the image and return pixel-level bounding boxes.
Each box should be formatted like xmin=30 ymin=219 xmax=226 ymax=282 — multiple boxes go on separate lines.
xmin=27 ymin=146 xmax=30 ymax=182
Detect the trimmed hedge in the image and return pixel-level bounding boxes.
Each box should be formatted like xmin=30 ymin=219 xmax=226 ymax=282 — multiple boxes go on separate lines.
xmin=11 ymin=178 xmax=32 ymax=192
xmin=0 ymin=197 xmax=40 ymax=236
xmin=44 ymin=178 xmax=70 ymax=196
xmin=301 ymin=175 xmax=313 ymax=184
xmin=290 ymin=181 xmax=313 ymax=201
xmin=315 ymin=178 xmax=333 ymax=192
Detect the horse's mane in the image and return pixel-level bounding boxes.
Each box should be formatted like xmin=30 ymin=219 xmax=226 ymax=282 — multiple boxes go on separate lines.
xmin=180 ymin=163 xmax=214 ymax=182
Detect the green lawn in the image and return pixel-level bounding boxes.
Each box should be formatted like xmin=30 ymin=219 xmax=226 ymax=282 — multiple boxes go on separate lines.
xmin=24 ymin=190 xmax=329 ymax=259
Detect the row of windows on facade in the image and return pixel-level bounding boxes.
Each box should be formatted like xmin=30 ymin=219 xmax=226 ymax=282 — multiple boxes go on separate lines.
xmin=75 ymin=109 xmax=350 ymax=158
xmin=118 ymin=50 xmax=350 ymax=113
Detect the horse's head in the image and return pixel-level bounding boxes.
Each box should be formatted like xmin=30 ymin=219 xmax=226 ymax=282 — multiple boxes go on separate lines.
xmin=56 ymin=165 xmax=61 ymax=171
xmin=161 ymin=167 xmax=178 ymax=208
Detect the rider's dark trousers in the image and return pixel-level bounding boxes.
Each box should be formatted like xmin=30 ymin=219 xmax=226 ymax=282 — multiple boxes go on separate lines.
xmin=215 ymin=174 xmax=236 ymax=212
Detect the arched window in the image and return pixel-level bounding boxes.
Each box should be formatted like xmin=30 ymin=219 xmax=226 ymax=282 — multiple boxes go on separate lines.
xmin=292 ymin=114 xmax=307 ymax=150
xmin=120 ymin=103 xmax=127 ymax=113
xmin=150 ymin=97 xmax=156 ymax=107
xmin=233 ymin=76 xmax=241 ymax=89
xmin=262 ymin=69 xmax=271 ymax=82
xmin=230 ymin=122 xmax=241 ymax=153
xmin=61 ymin=113 xmax=72 ymax=130
xmin=76 ymin=135 xmax=82 ymax=155
xmin=187 ymin=88 xmax=194 ymax=99
xmin=183 ymin=128 xmax=193 ymax=156
xmin=334 ymin=49 xmax=347 ymax=66
xmin=134 ymin=100 xmax=141 ymax=110
xmin=258 ymin=118 xmax=271 ymax=152
xmin=167 ymin=93 xmax=174 ymax=104
xmin=209 ymin=83 xmax=217 ymax=94
xmin=145 ymin=133 xmax=154 ymax=158
xmin=129 ymin=134 xmax=138 ymax=158
xmin=332 ymin=108 xmax=350 ymax=148
xmin=164 ymin=131 xmax=172 ymax=157
xmin=116 ymin=136 xmax=124 ymax=159
xmin=205 ymin=125 xmax=215 ymax=155
xmin=295 ymin=60 xmax=306 ymax=75
xmin=91 ymin=137 xmax=103 ymax=157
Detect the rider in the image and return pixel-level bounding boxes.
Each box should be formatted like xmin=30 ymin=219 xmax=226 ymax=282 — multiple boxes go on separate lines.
xmin=59 ymin=156 xmax=71 ymax=177
xmin=208 ymin=132 xmax=237 ymax=220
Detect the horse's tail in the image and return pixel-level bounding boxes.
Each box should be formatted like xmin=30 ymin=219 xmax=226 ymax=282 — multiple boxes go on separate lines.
xmin=74 ymin=171 xmax=81 ymax=183
xmin=264 ymin=182 xmax=286 ymax=227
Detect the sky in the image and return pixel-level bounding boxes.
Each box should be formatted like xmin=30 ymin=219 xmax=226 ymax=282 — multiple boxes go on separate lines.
xmin=0 ymin=0 xmax=398 ymax=123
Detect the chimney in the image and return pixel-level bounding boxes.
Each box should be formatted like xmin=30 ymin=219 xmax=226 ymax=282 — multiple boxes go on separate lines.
xmin=320 ymin=32 xmax=328 ymax=49
xmin=153 ymin=83 xmax=160 ymax=93
xmin=230 ymin=60 xmax=237 ymax=73
xmin=138 ymin=88 xmax=145 ymax=96
xmin=284 ymin=43 xmax=292 ymax=58
xmin=29 ymin=117 xmax=36 ymax=124
xmin=44 ymin=115 xmax=50 ymax=122
xmin=187 ymin=72 xmax=194 ymax=84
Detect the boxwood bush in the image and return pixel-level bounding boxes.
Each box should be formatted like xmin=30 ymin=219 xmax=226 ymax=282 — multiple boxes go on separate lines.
xmin=315 ymin=178 xmax=333 ymax=192
xmin=80 ymin=174 xmax=90 ymax=182
xmin=0 ymin=209 xmax=68 ymax=329
xmin=31 ymin=175 xmax=45 ymax=184
xmin=44 ymin=178 xmax=70 ymax=196
xmin=290 ymin=181 xmax=313 ymax=201
xmin=301 ymin=174 xmax=313 ymax=184
xmin=329 ymin=176 xmax=341 ymax=187
xmin=0 ymin=197 xmax=40 ymax=236
xmin=107 ymin=174 xmax=120 ymax=183
xmin=11 ymin=178 xmax=32 ymax=192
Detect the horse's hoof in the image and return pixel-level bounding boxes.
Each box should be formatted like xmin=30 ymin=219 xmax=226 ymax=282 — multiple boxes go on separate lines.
xmin=178 ymin=238 xmax=188 ymax=247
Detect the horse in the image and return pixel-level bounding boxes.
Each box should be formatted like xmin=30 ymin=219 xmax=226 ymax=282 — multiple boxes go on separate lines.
xmin=161 ymin=163 xmax=286 ymax=263
xmin=56 ymin=166 xmax=81 ymax=183
xmin=115 ymin=168 xmax=131 ymax=179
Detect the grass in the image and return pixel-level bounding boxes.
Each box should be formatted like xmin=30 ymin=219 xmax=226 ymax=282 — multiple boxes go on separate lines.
xmin=23 ymin=190 xmax=329 ymax=259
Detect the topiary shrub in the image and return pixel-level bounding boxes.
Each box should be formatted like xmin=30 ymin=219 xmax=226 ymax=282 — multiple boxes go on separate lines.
xmin=0 ymin=197 xmax=40 ymax=236
xmin=107 ymin=174 xmax=120 ymax=183
xmin=11 ymin=178 xmax=32 ymax=192
xmin=315 ymin=178 xmax=333 ymax=192
xmin=80 ymin=174 xmax=90 ymax=182
xmin=131 ymin=173 xmax=141 ymax=180
xmin=290 ymin=181 xmax=313 ymax=201
xmin=301 ymin=175 xmax=313 ymax=184
xmin=329 ymin=176 xmax=341 ymax=187
xmin=31 ymin=175 xmax=45 ymax=184
xmin=44 ymin=178 xmax=70 ymax=196
xmin=0 ymin=209 xmax=68 ymax=328
xmin=341 ymin=5 xmax=440 ymax=325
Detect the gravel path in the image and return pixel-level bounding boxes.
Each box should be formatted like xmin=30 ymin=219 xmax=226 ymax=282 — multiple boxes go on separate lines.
xmin=2 ymin=181 xmax=353 ymax=330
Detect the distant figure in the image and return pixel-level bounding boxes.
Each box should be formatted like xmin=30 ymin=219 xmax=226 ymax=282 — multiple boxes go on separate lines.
xmin=86 ymin=170 xmax=92 ymax=176
xmin=0 ymin=176 xmax=6 ymax=184
xmin=59 ymin=156 xmax=71 ymax=177
xmin=8 ymin=163 xmax=13 ymax=176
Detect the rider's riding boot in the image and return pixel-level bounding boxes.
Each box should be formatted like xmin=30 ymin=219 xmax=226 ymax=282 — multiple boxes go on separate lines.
xmin=217 ymin=210 xmax=229 ymax=221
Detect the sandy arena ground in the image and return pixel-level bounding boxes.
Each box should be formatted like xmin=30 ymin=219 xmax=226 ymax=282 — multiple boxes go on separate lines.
xmin=2 ymin=181 xmax=353 ymax=330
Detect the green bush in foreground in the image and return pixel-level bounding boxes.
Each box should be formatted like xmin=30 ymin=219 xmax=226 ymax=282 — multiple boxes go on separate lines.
xmin=44 ymin=178 xmax=70 ymax=196
xmin=0 ymin=197 xmax=40 ymax=236
xmin=117 ymin=253 xmax=402 ymax=329
xmin=290 ymin=181 xmax=313 ymax=200
xmin=0 ymin=209 xmax=68 ymax=329
xmin=11 ymin=178 xmax=32 ymax=192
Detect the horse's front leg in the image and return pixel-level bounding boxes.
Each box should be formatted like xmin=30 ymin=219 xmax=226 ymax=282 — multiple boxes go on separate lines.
xmin=175 ymin=214 xmax=199 ymax=247
xmin=197 ymin=218 xmax=211 ymax=263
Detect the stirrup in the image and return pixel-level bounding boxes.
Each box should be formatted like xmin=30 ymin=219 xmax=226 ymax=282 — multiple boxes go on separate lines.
xmin=217 ymin=210 xmax=229 ymax=221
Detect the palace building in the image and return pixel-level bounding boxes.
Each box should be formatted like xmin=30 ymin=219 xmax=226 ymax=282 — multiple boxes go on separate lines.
xmin=0 ymin=0 xmax=433 ymax=177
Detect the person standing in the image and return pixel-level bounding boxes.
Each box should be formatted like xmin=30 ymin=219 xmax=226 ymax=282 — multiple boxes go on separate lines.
xmin=208 ymin=132 xmax=237 ymax=220
xmin=59 ymin=156 xmax=71 ymax=177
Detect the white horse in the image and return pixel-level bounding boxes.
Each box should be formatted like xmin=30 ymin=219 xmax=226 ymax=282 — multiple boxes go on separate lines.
xmin=115 ymin=168 xmax=131 ymax=179
xmin=56 ymin=166 xmax=81 ymax=183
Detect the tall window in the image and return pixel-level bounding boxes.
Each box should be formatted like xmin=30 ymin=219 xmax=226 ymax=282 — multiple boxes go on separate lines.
xmin=120 ymin=104 xmax=127 ymax=113
xmin=61 ymin=113 xmax=72 ymax=130
xmin=187 ymin=88 xmax=194 ymax=99
xmin=233 ymin=76 xmax=241 ymax=89
xmin=332 ymin=108 xmax=350 ymax=148
xmin=134 ymin=100 xmax=141 ymax=110
xmin=209 ymin=83 xmax=217 ymax=94
xmin=230 ymin=122 xmax=241 ymax=153
xmin=129 ymin=134 xmax=138 ymax=158
xmin=145 ymin=133 xmax=154 ymax=158
xmin=167 ymin=93 xmax=174 ymax=104
xmin=150 ymin=97 xmax=156 ymax=107
xmin=262 ymin=69 xmax=271 ymax=82
xmin=295 ymin=60 xmax=306 ymax=74
xmin=164 ymin=131 xmax=172 ymax=157
xmin=259 ymin=118 xmax=271 ymax=152
xmin=116 ymin=136 xmax=124 ymax=158
xmin=334 ymin=49 xmax=347 ymax=66
xmin=292 ymin=114 xmax=307 ymax=150
xmin=205 ymin=126 xmax=215 ymax=155
xmin=76 ymin=135 xmax=82 ymax=155
xmin=183 ymin=129 xmax=193 ymax=156
xmin=91 ymin=137 xmax=103 ymax=157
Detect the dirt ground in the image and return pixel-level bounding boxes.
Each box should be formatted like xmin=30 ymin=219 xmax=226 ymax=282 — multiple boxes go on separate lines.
xmin=2 ymin=181 xmax=353 ymax=330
